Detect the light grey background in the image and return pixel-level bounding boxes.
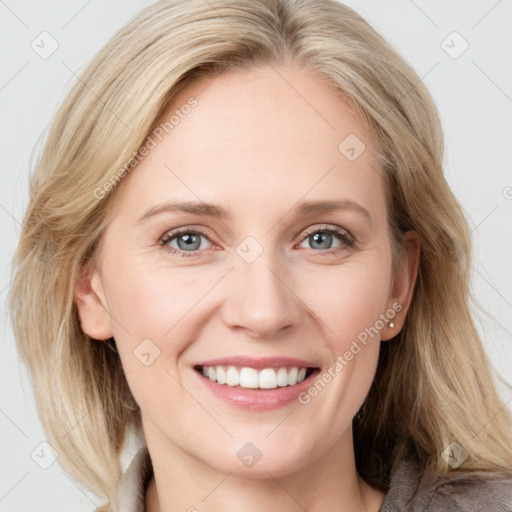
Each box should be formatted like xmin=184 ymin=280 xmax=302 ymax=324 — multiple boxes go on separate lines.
xmin=1 ymin=0 xmax=511 ymax=510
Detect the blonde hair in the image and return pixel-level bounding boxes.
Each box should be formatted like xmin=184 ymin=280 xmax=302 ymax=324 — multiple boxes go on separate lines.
xmin=9 ymin=0 xmax=512 ymax=508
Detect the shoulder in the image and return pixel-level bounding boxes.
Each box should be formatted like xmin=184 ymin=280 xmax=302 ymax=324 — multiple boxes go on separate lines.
xmin=414 ymin=474 xmax=512 ymax=511
xmin=379 ymin=449 xmax=512 ymax=512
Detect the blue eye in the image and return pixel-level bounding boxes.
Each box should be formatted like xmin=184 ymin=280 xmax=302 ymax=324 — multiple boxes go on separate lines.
xmin=160 ymin=228 xmax=212 ymax=257
xmin=298 ymin=226 xmax=355 ymax=253
xmin=159 ymin=225 xmax=355 ymax=258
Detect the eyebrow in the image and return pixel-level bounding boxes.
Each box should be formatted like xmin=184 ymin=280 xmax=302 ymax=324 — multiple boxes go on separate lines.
xmin=138 ymin=201 xmax=229 ymax=223
xmin=288 ymin=200 xmax=373 ymax=228
xmin=137 ymin=199 xmax=373 ymax=228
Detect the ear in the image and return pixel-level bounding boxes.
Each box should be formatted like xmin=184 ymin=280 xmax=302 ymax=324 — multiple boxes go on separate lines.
xmin=381 ymin=230 xmax=420 ymax=341
xmin=74 ymin=260 xmax=114 ymax=340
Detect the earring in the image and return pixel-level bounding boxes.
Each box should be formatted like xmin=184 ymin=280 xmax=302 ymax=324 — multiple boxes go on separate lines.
xmin=389 ymin=322 xmax=395 ymax=329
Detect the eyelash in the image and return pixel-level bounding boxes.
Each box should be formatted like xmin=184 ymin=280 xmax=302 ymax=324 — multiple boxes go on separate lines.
xmin=159 ymin=224 xmax=356 ymax=258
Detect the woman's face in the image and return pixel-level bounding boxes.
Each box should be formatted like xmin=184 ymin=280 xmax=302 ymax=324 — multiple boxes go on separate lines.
xmin=76 ymin=64 xmax=416 ymax=477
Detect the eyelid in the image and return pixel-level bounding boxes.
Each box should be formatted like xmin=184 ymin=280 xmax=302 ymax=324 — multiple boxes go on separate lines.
xmin=159 ymin=225 xmax=213 ymax=244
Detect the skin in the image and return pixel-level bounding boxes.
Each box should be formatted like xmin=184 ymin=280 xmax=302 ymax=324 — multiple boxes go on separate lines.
xmin=75 ymin=63 xmax=419 ymax=512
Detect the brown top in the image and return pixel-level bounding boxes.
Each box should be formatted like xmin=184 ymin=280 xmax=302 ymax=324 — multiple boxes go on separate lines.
xmin=102 ymin=446 xmax=512 ymax=511
xmin=378 ymin=449 xmax=512 ymax=511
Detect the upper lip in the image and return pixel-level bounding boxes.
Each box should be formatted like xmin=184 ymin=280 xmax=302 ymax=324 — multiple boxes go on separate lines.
xmin=194 ymin=356 xmax=319 ymax=369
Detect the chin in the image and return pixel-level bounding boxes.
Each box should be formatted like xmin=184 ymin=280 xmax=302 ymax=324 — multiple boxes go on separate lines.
xmin=203 ymin=432 xmax=318 ymax=478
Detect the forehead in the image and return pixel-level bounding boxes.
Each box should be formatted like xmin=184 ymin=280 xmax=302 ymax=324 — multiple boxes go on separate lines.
xmin=112 ymin=64 xmax=386 ymax=224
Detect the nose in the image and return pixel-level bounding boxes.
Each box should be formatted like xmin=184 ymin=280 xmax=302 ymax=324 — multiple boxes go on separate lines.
xmin=220 ymin=251 xmax=303 ymax=339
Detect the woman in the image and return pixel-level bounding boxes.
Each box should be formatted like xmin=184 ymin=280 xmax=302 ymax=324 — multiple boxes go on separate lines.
xmin=9 ymin=0 xmax=512 ymax=510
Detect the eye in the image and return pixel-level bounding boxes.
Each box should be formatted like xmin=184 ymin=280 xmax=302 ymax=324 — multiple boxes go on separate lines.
xmin=297 ymin=225 xmax=355 ymax=254
xmin=159 ymin=224 xmax=356 ymax=258
xmin=160 ymin=227 xmax=213 ymax=257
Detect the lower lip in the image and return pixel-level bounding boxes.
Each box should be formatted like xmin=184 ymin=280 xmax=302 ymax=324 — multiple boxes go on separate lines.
xmin=194 ymin=369 xmax=319 ymax=411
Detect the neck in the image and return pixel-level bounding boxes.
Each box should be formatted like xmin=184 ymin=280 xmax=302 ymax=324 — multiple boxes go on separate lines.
xmin=143 ymin=425 xmax=385 ymax=512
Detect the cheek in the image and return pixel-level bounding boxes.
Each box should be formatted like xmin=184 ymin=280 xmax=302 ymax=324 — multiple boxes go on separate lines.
xmin=293 ymin=255 xmax=390 ymax=413
xmin=103 ymin=258 xmax=214 ymax=345
xmin=103 ymin=263 xmax=206 ymax=419
xmin=102 ymin=260 xmax=225 ymax=410
xmin=301 ymin=256 xmax=392 ymax=348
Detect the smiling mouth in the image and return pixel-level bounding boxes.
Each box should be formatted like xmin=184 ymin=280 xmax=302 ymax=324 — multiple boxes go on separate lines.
xmin=194 ymin=365 xmax=319 ymax=390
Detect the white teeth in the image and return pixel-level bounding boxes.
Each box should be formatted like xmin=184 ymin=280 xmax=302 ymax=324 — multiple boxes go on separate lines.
xmin=288 ymin=367 xmax=298 ymax=386
xmin=239 ymin=367 xmax=259 ymax=388
xmin=226 ymin=366 xmax=240 ymax=386
xmin=276 ymin=367 xmax=288 ymax=387
xmin=258 ymin=368 xmax=277 ymax=389
xmin=200 ymin=365 xmax=311 ymax=389
xmin=216 ymin=366 xmax=226 ymax=385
